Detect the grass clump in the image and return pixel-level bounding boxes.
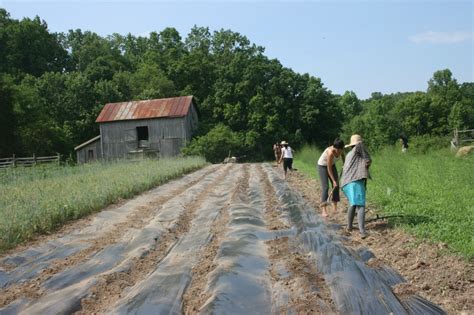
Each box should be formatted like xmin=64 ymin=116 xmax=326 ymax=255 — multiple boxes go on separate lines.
xmin=0 ymin=157 xmax=207 ymax=252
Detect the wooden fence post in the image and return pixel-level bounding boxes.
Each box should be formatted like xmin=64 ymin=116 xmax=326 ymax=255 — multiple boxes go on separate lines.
xmin=33 ymin=153 xmax=37 ymax=165
xmin=454 ymin=128 xmax=459 ymax=148
xmin=57 ymin=153 xmax=61 ymax=166
xmin=12 ymin=153 xmax=16 ymax=167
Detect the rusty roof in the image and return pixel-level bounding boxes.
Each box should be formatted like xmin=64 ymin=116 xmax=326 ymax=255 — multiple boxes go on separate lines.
xmin=96 ymin=96 xmax=194 ymax=123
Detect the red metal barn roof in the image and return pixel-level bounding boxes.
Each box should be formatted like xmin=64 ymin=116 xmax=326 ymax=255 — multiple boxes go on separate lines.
xmin=96 ymin=96 xmax=194 ymax=123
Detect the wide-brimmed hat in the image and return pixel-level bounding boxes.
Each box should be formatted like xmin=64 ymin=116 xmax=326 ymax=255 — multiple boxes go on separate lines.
xmin=281 ymin=141 xmax=288 ymax=145
xmin=345 ymin=134 xmax=362 ymax=148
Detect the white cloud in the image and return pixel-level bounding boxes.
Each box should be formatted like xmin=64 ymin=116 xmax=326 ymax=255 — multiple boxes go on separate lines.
xmin=409 ymin=31 xmax=473 ymax=44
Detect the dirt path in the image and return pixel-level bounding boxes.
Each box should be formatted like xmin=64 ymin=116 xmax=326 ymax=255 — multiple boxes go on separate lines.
xmin=0 ymin=163 xmax=454 ymax=314
xmin=285 ymin=168 xmax=473 ymax=314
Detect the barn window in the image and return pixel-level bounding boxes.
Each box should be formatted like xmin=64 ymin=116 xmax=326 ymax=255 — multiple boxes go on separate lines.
xmin=137 ymin=126 xmax=149 ymax=148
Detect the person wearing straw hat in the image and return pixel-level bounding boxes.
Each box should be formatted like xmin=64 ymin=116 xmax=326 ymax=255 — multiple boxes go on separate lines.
xmin=317 ymin=138 xmax=345 ymax=217
xmin=340 ymin=134 xmax=372 ymax=239
xmin=278 ymin=141 xmax=293 ymax=179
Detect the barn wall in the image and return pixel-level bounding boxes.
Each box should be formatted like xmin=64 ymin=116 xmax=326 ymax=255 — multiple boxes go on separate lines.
xmin=183 ymin=102 xmax=199 ymax=141
xmin=76 ymin=139 xmax=102 ymax=164
xmin=100 ymin=117 xmax=188 ymax=159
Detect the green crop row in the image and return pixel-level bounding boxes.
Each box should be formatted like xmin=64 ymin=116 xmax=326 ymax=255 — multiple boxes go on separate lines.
xmin=0 ymin=157 xmax=207 ymax=252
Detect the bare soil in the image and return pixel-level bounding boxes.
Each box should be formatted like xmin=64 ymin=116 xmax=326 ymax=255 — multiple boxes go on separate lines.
xmin=286 ymin=170 xmax=474 ymax=314
xmin=260 ymin=166 xmax=336 ymax=314
xmin=1 ymin=164 xmax=470 ymax=314
xmin=0 ymin=166 xmax=217 ymax=308
xmin=181 ymin=164 xmax=249 ymax=313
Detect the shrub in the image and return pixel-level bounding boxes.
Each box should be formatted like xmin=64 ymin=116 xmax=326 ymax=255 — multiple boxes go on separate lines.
xmin=408 ymin=135 xmax=450 ymax=153
xmin=182 ymin=124 xmax=243 ymax=163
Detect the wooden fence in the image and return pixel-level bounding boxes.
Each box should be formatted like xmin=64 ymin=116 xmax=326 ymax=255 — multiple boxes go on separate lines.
xmin=452 ymin=128 xmax=474 ymax=150
xmin=0 ymin=154 xmax=60 ymax=169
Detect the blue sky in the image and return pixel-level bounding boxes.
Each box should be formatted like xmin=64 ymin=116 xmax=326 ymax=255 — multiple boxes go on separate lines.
xmin=1 ymin=0 xmax=472 ymax=99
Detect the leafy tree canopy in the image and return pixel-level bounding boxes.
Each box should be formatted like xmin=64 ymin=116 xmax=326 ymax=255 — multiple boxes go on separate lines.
xmin=1 ymin=9 xmax=472 ymax=161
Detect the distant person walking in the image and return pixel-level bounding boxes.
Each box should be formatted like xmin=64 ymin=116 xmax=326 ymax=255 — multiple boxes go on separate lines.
xmin=341 ymin=134 xmax=372 ymax=239
xmin=400 ymin=134 xmax=409 ymax=153
xmin=273 ymin=142 xmax=282 ymax=165
xmin=279 ymin=141 xmax=293 ymax=179
xmin=317 ymin=138 xmax=345 ymax=217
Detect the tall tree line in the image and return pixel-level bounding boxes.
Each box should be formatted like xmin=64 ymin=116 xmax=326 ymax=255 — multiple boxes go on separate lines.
xmin=340 ymin=70 xmax=474 ymax=150
xmin=1 ymin=9 xmax=472 ymax=161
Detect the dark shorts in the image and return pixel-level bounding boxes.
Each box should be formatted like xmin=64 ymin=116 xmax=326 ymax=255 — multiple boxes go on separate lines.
xmin=283 ymin=158 xmax=293 ymax=172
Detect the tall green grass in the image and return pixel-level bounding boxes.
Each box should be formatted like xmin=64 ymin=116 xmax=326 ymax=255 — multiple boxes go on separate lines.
xmin=370 ymin=147 xmax=473 ymax=258
xmin=293 ymin=145 xmax=344 ymax=180
xmin=295 ymin=145 xmax=474 ymax=259
xmin=0 ymin=157 xmax=207 ymax=252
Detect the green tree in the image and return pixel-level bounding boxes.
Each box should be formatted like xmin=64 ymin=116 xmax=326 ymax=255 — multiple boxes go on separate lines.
xmin=0 ymin=74 xmax=17 ymax=156
xmin=0 ymin=9 xmax=68 ymax=77
xmin=339 ymin=91 xmax=362 ymax=122
xmin=182 ymin=123 xmax=242 ymax=163
xmin=427 ymin=69 xmax=462 ymax=135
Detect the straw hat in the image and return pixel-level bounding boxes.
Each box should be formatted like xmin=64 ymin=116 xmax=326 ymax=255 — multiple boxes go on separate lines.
xmin=280 ymin=141 xmax=288 ymax=145
xmin=345 ymin=134 xmax=362 ymax=148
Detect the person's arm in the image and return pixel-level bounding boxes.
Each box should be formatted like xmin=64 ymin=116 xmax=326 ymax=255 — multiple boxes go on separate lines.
xmin=327 ymin=150 xmax=338 ymax=187
xmin=359 ymin=144 xmax=372 ymax=168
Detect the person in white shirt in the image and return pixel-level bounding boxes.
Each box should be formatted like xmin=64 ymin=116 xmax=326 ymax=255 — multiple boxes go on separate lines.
xmin=278 ymin=141 xmax=294 ymax=179
xmin=317 ymin=138 xmax=345 ymax=217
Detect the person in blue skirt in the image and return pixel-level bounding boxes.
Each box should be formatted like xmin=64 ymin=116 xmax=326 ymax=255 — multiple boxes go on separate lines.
xmin=341 ymin=134 xmax=372 ymax=239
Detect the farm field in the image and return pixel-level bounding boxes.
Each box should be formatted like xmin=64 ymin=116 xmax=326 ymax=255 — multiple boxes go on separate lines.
xmin=294 ymin=146 xmax=474 ymax=259
xmin=0 ymin=163 xmax=450 ymax=314
xmin=0 ymin=157 xmax=207 ymax=252
xmin=292 ymin=146 xmax=473 ymax=313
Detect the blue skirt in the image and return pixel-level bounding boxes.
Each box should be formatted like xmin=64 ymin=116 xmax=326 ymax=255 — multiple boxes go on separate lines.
xmin=342 ymin=180 xmax=366 ymax=206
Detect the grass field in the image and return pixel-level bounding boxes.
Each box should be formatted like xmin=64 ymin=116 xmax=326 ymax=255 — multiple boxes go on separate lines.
xmin=0 ymin=157 xmax=207 ymax=252
xmin=294 ymin=145 xmax=474 ymax=259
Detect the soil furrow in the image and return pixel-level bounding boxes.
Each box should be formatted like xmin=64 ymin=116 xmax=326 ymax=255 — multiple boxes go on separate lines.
xmin=74 ymin=164 xmax=234 ymax=314
xmin=197 ymin=164 xmax=273 ymax=314
xmin=259 ymin=164 xmax=336 ymax=314
xmin=0 ymin=165 xmax=218 ymax=308
xmin=181 ymin=164 xmax=250 ymax=314
xmin=287 ymin=170 xmax=472 ymax=314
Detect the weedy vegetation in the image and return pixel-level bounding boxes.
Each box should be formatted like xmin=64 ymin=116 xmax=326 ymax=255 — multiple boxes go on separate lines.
xmin=295 ymin=145 xmax=473 ymax=259
xmin=0 ymin=157 xmax=207 ymax=252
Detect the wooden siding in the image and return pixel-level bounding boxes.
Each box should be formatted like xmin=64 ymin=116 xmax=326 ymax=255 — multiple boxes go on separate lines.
xmin=76 ymin=138 xmax=102 ymax=164
xmin=100 ymin=116 xmax=190 ymax=159
xmin=184 ymin=103 xmax=199 ymax=141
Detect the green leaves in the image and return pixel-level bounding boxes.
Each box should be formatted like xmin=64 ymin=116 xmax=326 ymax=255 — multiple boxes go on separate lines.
xmin=182 ymin=124 xmax=241 ymax=163
xmin=341 ymin=69 xmax=472 ymax=151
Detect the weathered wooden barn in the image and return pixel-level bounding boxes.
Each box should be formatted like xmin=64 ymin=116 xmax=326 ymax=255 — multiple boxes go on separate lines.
xmin=75 ymin=96 xmax=199 ymax=163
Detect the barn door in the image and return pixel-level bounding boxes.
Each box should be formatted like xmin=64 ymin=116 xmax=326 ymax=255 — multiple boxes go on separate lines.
xmin=124 ymin=128 xmax=137 ymax=152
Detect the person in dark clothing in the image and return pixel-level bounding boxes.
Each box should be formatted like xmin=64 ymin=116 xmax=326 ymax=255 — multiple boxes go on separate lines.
xmin=400 ymin=134 xmax=408 ymax=153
